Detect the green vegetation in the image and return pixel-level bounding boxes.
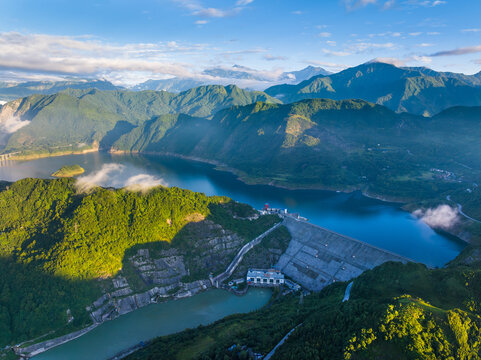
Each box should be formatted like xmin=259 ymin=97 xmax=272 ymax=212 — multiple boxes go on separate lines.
xmin=265 ymin=62 xmax=481 ymax=116
xmin=0 ymin=85 xmax=279 ymax=156
xmin=51 ymin=165 xmax=85 ymax=177
xmin=0 ymin=178 xmax=278 ymax=347
xmin=113 ymin=98 xmax=480 ymax=206
xmin=127 ymin=261 xmax=481 ymax=360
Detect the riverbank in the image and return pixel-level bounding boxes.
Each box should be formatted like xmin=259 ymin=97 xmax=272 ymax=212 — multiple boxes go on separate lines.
xmin=110 ymin=150 xmax=475 ymax=245
xmin=3 ymin=145 xmax=98 ymax=162
xmin=29 ymin=289 xmax=272 ymax=360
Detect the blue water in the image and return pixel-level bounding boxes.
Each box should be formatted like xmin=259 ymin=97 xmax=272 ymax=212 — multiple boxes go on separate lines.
xmin=0 ymin=152 xmax=466 ymax=267
xmin=33 ymin=288 xmax=271 ymax=360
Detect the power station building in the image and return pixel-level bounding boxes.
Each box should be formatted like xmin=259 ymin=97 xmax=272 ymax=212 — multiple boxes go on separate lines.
xmin=247 ymin=268 xmax=285 ymax=286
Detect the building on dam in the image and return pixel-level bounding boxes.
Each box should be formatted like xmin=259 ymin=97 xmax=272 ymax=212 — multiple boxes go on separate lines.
xmin=247 ymin=268 xmax=285 ymax=286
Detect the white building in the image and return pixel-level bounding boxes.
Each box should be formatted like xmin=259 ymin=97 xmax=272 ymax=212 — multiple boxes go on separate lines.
xmin=247 ymin=268 xmax=285 ymax=286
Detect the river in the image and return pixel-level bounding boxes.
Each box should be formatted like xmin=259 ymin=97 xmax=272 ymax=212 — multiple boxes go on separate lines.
xmin=32 ymin=289 xmax=271 ymax=360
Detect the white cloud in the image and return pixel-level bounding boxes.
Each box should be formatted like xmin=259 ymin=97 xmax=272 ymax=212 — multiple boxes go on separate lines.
xmin=343 ymin=0 xmax=377 ymax=10
xmin=405 ymin=0 xmax=447 ymax=7
xmin=124 ymin=174 xmax=168 ymax=192
xmin=76 ymin=164 xmax=126 ymax=192
xmin=318 ymin=32 xmax=332 ymax=38
xmin=0 ymin=117 xmax=31 ymax=134
xmin=0 ymin=32 xmax=202 ymax=81
xmin=409 ymin=32 xmax=422 ymax=36
xmin=195 ymin=20 xmax=208 ymax=25
xmin=430 ymin=45 xmax=481 ymax=57
xmin=236 ymin=0 xmax=254 ymax=5
xmin=416 ymin=43 xmax=434 ymax=47
xmin=413 ymin=205 xmax=459 ymax=230
xmin=173 ymin=0 xmax=247 ymax=18
xmin=76 ymin=164 xmax=167 ymax=192
xmin=369 ymin=57 xmax=406 ymax=66
xmin=383 ymin=0 xmax=395 ymax=9
xmin=292 ymin=10 xmax=303 ymax=15
xmin=349 ymin=42 xmax=396 ymax=52
xmin=326 ymin=40 xmax=337 ymax=46
xmin=462 ymin=29 xmax=481 ymax=33
xmin=264 ymin=54 xmax=288 ymax=61
xmin=322 ymin=49 xmax=351 ymax=57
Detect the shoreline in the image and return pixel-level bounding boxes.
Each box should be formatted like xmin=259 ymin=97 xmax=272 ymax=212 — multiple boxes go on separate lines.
xmin=17 ymin=284 xmax=256 ymax=359
xmin=2 ymin=148 xmax=473 ymax=245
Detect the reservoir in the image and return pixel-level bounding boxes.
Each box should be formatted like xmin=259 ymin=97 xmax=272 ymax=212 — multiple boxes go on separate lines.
xmin=0 ymin=152 xmax=465 ymax=267
xmin=33 ymin=288 xmax=271 ymax=360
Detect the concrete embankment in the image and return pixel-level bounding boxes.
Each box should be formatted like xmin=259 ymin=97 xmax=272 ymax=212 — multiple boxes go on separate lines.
xmin=277 ymin=217 xmax=410 ymax=291
xmin=15 ymin=324 xmax=99 ymax=359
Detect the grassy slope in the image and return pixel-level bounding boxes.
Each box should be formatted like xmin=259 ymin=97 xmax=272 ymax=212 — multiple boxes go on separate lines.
xmin=51 ymin=165 xmax=85 ymax=177
xmin=0 ymin=178 xmax=279 ymax=347
xmin=127 ymin=261 xmax=481 ymax=360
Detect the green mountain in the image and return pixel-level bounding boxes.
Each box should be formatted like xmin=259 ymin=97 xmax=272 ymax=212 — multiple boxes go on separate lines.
xmin=112 ymin=99 xmax=481 ymax=206
xmin=126 ymin=257 xmax=481 ymax=360
xmin=0 ymin=177 xmax=279 ymax=347
xmin=0 ymin=85 xmax=279 ymax=155
xmin=0 ymin=79 xmax=121 ymax=102
xmin=265 ymin=62 xmax=481 ymax=116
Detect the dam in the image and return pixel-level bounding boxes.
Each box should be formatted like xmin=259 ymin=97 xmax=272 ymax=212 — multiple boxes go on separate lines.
xmin=277 ymin=216 xmax=411 ymax=291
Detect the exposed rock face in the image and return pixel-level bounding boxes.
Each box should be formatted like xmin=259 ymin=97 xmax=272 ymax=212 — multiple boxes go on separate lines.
xmin=88 ymin=219 xmax=247 ymax=322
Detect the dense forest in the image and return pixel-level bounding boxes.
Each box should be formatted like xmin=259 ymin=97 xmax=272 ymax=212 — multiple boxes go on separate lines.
xmin=111 ymin=99 xmax=481 ymax=222
xmin=0 ymin=178 xmax=278 ymax=347
xmin=127 ymin=257 xmax=481 ymax=360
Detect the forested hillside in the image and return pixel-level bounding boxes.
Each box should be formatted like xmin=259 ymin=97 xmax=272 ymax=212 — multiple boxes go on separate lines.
xmin=127 ymin=259 xmax=481 ymax=360
xmin=0 ymin=178 xmax=278 ymax=346
xmin=0 ymin=85 xmax=279 ymax=156
xmin=112 ymin=99 xmax=481 ymax=210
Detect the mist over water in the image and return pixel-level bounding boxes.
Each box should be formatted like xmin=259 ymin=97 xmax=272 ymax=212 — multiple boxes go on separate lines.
xmin=0 ymin=152 xmax=466 ymax=267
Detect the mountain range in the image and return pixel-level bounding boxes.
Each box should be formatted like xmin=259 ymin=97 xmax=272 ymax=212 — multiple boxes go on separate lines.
xmin=265 ymin=62 xmax=481 ymax=116
xmin=0 ymin=85 xmax=279 ymax=152
xmin=0 ymin=79 xmax=121 ymax=103
xmin=132 ymin=65 xmax=331 ymax=93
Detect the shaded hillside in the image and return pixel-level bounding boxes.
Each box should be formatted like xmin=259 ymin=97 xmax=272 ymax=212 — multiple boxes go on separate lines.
xmin=0 ymin=178 xmax=279 ymax=346
xmin=126 ymin=260 xmax=481 ymax=360
xmin=265 ymin=62 xmax=481 ymax=116
xmin=113 ymin=99 xmax=481 ymax=204
xmin=0 ymin=85 xmax=279 ymax=155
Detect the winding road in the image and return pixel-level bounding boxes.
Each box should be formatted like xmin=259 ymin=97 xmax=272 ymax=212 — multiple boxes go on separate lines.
xmin=446 ymin=195 xmax=481 ymax=224
xmin=211 ymin=222 xmax=282 ymax=287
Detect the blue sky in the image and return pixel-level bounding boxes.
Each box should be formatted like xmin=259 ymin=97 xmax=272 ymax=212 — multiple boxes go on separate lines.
xmin=0 ymin=0 xmax=480 ymax=85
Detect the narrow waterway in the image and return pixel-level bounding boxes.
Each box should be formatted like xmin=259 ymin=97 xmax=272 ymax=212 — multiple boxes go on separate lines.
xmin=33 ymin=289 xmax=271 ymax=360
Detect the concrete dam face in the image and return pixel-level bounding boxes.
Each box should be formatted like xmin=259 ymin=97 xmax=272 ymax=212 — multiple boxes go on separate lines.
xmin=276 ymin=217 xmax=410 ymax=291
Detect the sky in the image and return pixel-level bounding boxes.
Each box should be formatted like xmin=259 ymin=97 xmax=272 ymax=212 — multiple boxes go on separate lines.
xmin=0 ymin=0 xmax=480 ymax=86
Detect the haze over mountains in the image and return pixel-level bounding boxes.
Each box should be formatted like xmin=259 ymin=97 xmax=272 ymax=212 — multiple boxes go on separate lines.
xmin=132 ymin=65 xmax=331 ymax=92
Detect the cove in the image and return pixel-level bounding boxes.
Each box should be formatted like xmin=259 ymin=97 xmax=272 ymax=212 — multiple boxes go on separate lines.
xmin=32 ymin=288 xmax=271 ymax=360
xmin=0 ymin=152 xmax=466 ymax=266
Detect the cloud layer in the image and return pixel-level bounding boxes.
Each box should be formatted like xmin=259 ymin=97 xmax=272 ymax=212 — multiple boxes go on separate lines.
xmin=76 ymin=164 xmax=168 ymax=192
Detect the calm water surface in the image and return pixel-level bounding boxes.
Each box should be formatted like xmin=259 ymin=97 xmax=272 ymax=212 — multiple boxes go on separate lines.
xmin=33 ymin=289 xmax=271 ymax=360
xmin=0 ymin=152 xmax=465 ymax=267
